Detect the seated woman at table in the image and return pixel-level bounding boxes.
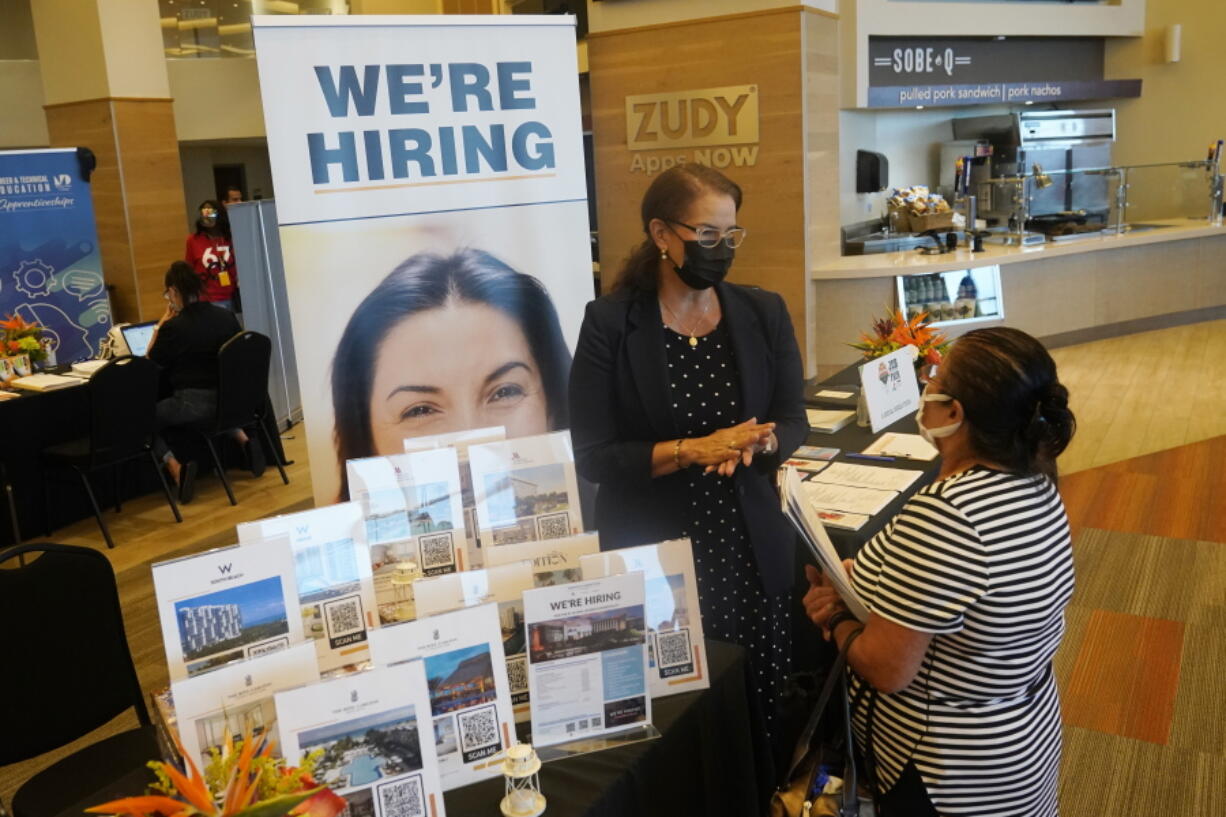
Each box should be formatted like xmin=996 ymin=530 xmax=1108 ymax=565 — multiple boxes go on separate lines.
xmin=803 ymin=326 xmax=1076 ymax=817
xmin=147 ymin=261 xmax=242 ymax=502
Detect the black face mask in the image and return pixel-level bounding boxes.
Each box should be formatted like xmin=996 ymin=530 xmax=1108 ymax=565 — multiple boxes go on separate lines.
xmin=672 ymin=240 xmax=734 ymax=290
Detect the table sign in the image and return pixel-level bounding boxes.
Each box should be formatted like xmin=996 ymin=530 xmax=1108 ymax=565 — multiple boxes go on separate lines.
xmin=522 ymin=572 xmax=651 ymax=748
xmin=470 ymin=432 xmax=582 ymax=547
xmin=274 ymin=660 xmax=447 ymax=817
xmin=170 ymin=641 xmax=319 ymax=769
xmin=483 ymin=532 xmax=600 ymax=588
xmin=414 ymin=562 xmax=536 ymax=723
xmin=237 ymin=503 xmax=378 ymax=676
xmin=580 ymin=538 xmax=710 ymax=699
xmin=347 ymin=448 xmax=468 ymax=624
xmin=153 ymin=538 xmax=305 ymax=682
xmin=404 ymin=425 xmax=506 ymax=569
xmin=858 ymin=346 xmax=921 ymax=433
xmin=368 ymin=604 xmax=517 ymax=791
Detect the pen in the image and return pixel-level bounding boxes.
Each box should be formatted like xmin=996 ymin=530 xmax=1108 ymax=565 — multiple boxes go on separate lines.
xmin=846 ymin=452 xmax=895 ymax=462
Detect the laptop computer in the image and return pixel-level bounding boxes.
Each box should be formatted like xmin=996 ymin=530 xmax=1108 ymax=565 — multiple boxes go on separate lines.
xmin=120 ymin=320 xmax=158 ymax=357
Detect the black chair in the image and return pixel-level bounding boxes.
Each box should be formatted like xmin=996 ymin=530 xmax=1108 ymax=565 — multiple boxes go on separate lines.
xmin=190 ymin=331 xmax=289 ymax=506
xmin=40 ymin=355 xmax=181 ymax=550
xmin=0 ymin=543 xmax=160 ymax=817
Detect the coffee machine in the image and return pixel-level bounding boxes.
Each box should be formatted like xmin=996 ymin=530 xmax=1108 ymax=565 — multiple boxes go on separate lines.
xmin=941 ymin=109 xmax=1115 ymax=237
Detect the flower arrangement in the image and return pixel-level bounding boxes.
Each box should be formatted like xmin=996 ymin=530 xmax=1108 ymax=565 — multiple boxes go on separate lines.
xmin=849 ymin=308 xmax=949 ymax=368
xmin=1 ymin=313 xmax=47 ymax=362
xmin=87 ymin=728 xmax=345 ymax=817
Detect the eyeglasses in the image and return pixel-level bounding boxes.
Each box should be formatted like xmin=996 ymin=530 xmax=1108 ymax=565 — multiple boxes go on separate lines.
xmin=668 ymin=220 xmax=748 ymax=249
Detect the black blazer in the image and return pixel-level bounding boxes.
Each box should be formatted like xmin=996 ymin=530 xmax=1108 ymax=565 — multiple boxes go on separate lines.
xmin=568 ymin=282 xmax=807 ymax=595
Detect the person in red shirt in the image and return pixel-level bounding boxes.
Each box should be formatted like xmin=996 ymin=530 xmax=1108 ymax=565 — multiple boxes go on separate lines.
xmin=184 ymin=199 xmax=238 ymax=312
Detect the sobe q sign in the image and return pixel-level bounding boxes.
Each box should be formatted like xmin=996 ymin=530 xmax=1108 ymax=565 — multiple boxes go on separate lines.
xmin=308 ymin=62 xmax=557 ymax=186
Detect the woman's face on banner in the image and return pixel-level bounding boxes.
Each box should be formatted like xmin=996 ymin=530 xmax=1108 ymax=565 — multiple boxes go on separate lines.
xmin=367 ymin=301 xmax=549 ymax=452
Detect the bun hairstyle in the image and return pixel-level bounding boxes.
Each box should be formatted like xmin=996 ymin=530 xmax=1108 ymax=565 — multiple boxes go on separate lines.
xmin=612 ymin=164 xmax=743 ymax=293
xmin=164 ymin=260 xmax=204 ymax=303
xmin=941 ymin=327 xmax=1076 ymax=481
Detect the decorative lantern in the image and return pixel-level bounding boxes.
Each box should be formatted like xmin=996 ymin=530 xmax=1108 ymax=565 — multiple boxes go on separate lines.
xmin=500 ymin=744 xmax=545 ymax=817
xmin=390 ymin=559 xmax=421 ymax=621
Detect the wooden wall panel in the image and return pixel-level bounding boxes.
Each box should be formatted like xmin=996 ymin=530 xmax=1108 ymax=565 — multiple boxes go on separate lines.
xmin=588 ymin=9 xmax=809 ymax=365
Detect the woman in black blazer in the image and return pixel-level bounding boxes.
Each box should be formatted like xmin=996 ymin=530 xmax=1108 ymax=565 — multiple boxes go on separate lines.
xmin=569 ymin=165 xmax=806 ymax=739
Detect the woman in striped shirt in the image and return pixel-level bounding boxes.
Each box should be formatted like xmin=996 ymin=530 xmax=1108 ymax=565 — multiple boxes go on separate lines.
xmin=804 ymin=327 xmax=1077 ymax=816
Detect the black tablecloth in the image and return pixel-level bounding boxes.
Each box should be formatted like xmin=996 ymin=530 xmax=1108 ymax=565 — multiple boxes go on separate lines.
xmin=51 ymin=641 xmax=766 ymax=817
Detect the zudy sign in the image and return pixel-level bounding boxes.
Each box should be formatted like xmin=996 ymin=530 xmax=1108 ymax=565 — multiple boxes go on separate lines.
xmin=624 ymin=84 xmax=760 ymax=175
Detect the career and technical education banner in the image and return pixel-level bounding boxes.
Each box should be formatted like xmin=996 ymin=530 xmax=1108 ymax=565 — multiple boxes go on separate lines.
xmin=0 ymin=149 xmax=113 ymax=364
xmin=252 ymin=16 xmax=592 ymax=507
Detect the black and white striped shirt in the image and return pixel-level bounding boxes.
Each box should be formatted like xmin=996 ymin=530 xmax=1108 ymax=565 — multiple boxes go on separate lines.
xmin=849 ymin=465 xmax=1074 ymax=816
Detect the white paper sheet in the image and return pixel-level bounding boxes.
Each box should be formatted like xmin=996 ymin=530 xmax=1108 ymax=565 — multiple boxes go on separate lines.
xmin=153 ymin=539 xmax=305 ymax=682
xmin=413 ymin=562 xmax=536 ymax=723
xmin=815 ymin=389 xmax=854 ymax=399
xmin=347 ymin=449 xmax=467 ymax=624
xmin=274 ymin=660 xmax=446 ymax=817
xmin=802 ymin=480 xmax=898 ymax=517
xmin=368 ymin=604 xmax=516 ymax=790
xmin=469 ymin=431 xmax=582 ymax=546
xmin=579 ymin=538 xmax=710 ymax=699
xmin=236 ymin=503 xmax=378 ymax=676
xmin=862 ymin=432 xmax=940 ymax=461
xmin=781 ymin=468 xmax=870 ymax=621
xmin=171 ymin=641 xmax=319 ymax=768
xmin=809 ymin=462 xmax=922 ymax=493
xmin=483 ymin=532 xmax=600 ymax=588
xmin=522 ymin=572 xmax=651 ymax=747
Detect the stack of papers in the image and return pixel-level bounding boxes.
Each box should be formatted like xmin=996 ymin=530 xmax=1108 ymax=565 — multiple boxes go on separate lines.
xmin=780 ymin=468 xmax=868 ymax=621
xmin=800 ymin=462 xmax=923 ymax=530
xmin=863 ymin=432 xmax=939 ymax=461
xmin=806 ymin=408 xmax=855 ymax=434
xmin=10 ymin=373 xmax=84 ymax=392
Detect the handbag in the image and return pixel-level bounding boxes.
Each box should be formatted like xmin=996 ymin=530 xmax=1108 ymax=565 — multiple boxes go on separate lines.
xmin=770 ymin=629 xmax=863 ymax=817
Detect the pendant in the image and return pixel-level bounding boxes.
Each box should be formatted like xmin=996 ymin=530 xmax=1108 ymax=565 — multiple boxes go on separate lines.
xmin=688 ymin=335 xmax=698 ymax=347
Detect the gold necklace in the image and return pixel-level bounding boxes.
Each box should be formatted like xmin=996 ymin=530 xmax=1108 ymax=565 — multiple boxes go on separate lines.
xmin=660 ymin=295 xmax=712 ymax=347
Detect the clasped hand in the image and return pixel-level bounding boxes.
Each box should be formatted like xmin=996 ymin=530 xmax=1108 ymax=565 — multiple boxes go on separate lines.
xmin=802 ymin=561 xmax=853 ymax=641
xmin=685 ymin=417 xmax=775 ymax=477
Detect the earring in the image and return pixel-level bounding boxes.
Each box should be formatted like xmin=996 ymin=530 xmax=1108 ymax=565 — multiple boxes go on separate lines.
xmin=659 ymin=247 xmax=668 ymax=259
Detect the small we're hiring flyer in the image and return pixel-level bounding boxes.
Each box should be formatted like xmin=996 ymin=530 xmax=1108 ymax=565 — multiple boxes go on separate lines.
xmin=275 ymin=661 xmax=446 ymax=817
xmin=523 ymin=572 xmax=650 ymax=747
xmin=237 ymin=503 xmax=378 ymax=676
xmin=152 ymin=539 xmax=304 ymax=682
xmin=368 ymin=604 xmax=516 ymax=790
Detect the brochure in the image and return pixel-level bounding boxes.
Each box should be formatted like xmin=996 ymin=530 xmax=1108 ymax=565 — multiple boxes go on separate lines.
xmin=858 ymin=346 xmax=921 ymax=433
xmin=274 ymin=660 xmax=446 ymax=817
xmin=482 ymin=532 xmax=600 ymax=588
xmin=780 ymin=467 xmax=869 ymax=621
xmin=237 ymin=503 xmax=378 ymax=676
xmin=368 ymin=604 xmax=516 ymax=790
xmin=152 ymin=539 xmax=305 ymax=682
xmin=404 ymin=426 xmax=506 ymax=569
xmin=809 ymin=461 xmax=922 ymax=493
xmin=469 ymin=431 xmax=582 ymax=547
xmin=579 ymin=538 xmax=709 ymax=699
xmin=170 ymin=641 xmax=319 ymax=768
xmin=803 ymin=480 xmax=898 ymax=518
xmin=347 ymin=449 xmax=467 ymax=624
xmin=522 ymin=572 xmax=651 ymax=747
xmin=413 ymin=562 xmax=536 ymax=724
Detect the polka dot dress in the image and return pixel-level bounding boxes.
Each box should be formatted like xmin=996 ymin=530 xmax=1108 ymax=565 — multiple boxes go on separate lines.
xmin=664 ymin=320 xmax=790 ymax=738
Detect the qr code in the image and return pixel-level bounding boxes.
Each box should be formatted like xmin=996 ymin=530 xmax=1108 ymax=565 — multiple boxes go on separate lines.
xmin=505 ymin=654 xmax=528 ymax=695
xmin=656 ymin=629 xmax=693 ymax=668
xmin=457 ymin=704 xmax=500 ymax=753
xmin=324 ymin=596 xmax=364 ymax=638
xmin=376 ymin=775 xmax=423 ymax=817
xmin=418 ymin=532 xmax=456 ymax=571
xmin=535 ymin=512 xmax=570 ymax=540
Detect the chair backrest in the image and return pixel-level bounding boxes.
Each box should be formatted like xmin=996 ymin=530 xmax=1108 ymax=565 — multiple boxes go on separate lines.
xmin=0 ymin=543 xmax=149 ymax=764
xmin=89 ymin=354 xmax=160 ymax=465
xmin=215 ymin=331 xmax=272 ymax=431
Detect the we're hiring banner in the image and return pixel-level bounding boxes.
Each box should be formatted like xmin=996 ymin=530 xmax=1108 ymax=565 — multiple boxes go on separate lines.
xmin=253 ymin=16 xmax=591 ymax=505
xmin=0 ymin=148 xmax=113 ymax=364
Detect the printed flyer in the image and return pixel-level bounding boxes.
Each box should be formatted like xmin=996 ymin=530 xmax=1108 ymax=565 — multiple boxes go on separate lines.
xmin=152 ymin=539 xmax=304 ymax=682
xmin=275 ymin=660 xmax=446 ymax=817
xmin=469 ymin=431 xmax=582 ymax=547
xmin=522 ymin=572 xmax=651 ymax=747
xmin=483 ymin=531 xmax=599 ymax=588
xmin=404 ymin=425 xmax=506 ymax=569
xmin=170 ymin=642 xmax=319 ymax=768
xmin=237 ymin=502 xmax=378 ymax=675
xmin=368 ymin=604 xmax=515 ymax=790
xmin=413 ymin=562 xmax=535 ymax=723
xmin=580 ymin=538 xmax=710 ymax=698
xmin=347 ymin=448 xmax=467 ymax=624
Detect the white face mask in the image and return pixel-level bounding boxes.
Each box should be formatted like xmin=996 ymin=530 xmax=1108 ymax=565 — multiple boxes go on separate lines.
xmin=915 ymin=385 xmax=961 ymax=446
